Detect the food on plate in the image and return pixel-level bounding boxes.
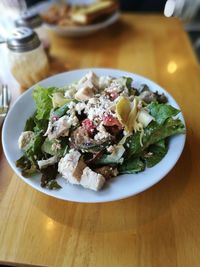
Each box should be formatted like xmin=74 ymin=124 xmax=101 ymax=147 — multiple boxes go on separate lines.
xmin=16 ymin=71 xmax=185 ymax=191
xmin=41 ymin=1 xmax=119 ymax=26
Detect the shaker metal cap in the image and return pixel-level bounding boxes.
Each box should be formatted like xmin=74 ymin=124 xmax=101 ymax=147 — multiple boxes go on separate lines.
xmin=15 ymin=11 xmax=43 ymax=29
xmin=7 ymin=27 xmax=41 ymax=52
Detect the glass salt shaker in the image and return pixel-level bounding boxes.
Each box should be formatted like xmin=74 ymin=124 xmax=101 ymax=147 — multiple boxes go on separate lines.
xmin=7 ymin=27 xmax=49 ymax=90
xmin=15 ymin=11 xmax=50 ymax=53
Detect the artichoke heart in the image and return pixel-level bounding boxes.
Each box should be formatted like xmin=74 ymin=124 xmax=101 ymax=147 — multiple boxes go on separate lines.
xmin=116 ymin=96 xmax=131 ymax=129
xmin=52 ymin=92 xmax=72 ymax=108
xmin=127 ymin=98 xmax=138 ymax=132
xmin=116 ymin=96 xmax=145 ymax=134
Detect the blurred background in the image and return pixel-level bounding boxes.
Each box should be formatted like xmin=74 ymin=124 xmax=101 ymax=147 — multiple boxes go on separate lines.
xmin=0 ymin=0 xmax=200 ymax=62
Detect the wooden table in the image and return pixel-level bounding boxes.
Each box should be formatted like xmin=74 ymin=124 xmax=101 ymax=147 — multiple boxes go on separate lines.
xmin=1 ymin=14 xmax=200 ymax=267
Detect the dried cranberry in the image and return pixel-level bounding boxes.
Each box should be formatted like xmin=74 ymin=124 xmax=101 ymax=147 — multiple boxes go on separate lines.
xmin=102 ymin=113 xmax=121 ymax=127
xmin=82 ymin=119 xmax=96 ymax=136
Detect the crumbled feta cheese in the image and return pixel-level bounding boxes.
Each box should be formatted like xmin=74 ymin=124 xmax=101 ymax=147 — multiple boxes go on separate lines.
xmin=75 ymin=102 xmax=86 ymax=114
xmin=64 ymin=83 xmax=77 ymax=98
xmin=104 ymin=77 xmax=130 ymax=97
xmin=98 ymin=76 xmax=113 ymax=89
xmin=94 ymin=122 xmax=110 ymax=141
xmin=145 ymin=152 xmax=153 ymax=158
xmin=105 ymin=78 xmax=124 ymax=93
xmin=67 ymin=113 xmax=79 ymax=126
xmin=88 ymin=97 xmax=98 ymax=105
xmin=67 ymin=101 xmax=76 ymax=110
xmin=84 ymin=95 xmax=115 ymax=121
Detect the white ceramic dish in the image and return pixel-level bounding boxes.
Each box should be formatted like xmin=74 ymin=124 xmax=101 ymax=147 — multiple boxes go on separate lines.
xmin=44 ymin=11 xmax=120 ymax=37
xmin=29 ymin=0 xmax=120 ymax=37
xmin=2 ymin=68 xmax=186 ymax=203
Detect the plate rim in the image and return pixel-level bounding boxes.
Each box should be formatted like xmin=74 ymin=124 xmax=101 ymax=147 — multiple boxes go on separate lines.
xmin=2 ymin=68 xmax=186 ymax=203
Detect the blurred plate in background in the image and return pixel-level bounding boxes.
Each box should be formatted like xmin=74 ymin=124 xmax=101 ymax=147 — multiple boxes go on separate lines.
xmin=29 ymin=1 xmax=120 ymax=37
xmin=44 ymin=11 xmax=120 ymax=37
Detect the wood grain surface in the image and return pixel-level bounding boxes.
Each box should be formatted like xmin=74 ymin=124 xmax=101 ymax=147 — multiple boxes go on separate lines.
xmin=0 ymin=14 xmax=200 ymax=267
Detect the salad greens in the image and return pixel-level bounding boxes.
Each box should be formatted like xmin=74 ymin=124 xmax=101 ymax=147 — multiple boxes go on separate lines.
xmin=41 ymin=137 xmax=69 ymax=157
xmin=33 ymin=85 xmax=57 ymax=120
xmin=143 ymin=139 xmax=168 ymax=168
xmin=147 ymin=101 xmax=180 ymax=125
xmin=16 ymin=72 xmax=185 ymax=191
xmin=124 ymin=118 xmax=184 ymax=159
xmin=119 ymin=157 xmax=145 ymax=174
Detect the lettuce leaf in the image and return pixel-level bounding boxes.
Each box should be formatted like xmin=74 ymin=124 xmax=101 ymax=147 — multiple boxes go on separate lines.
xmin=148 ymin=102 xmax=180 ymax=125
xmin=33 ymin=85 xmax=58 ymax=121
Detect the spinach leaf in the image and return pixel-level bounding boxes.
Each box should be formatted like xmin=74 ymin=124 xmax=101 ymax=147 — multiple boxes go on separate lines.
xmin=16 ymin=155 xmax=38 ymax=177
xmin=143 ymin=139 xmax=168 ymax=168
xmin=40 ymin=164 xmax=61 ymax=189
xmin=125 ymin=77 xmax=133 ymax=89
xmin=24 ymin=114 xmax=36 ymax=131
xmin=125 ymin=77 xmax=133 ymax=92
xmin=119 ymin=157 xmax=145 ymax=174
xmin=125 ymin=118 xmax=185 ymax=158
xmin=148 ymin=102 xmax=180 ymax=125
xmin=124 ymin=76 xmax=137 ymax=95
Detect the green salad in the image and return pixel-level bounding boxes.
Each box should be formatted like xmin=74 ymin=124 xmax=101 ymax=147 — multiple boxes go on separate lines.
xmin=16 ymin=72 xmax=185 ymax=191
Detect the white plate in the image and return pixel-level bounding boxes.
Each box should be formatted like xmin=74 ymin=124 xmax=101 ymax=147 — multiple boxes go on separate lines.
xmin=44 ymin=11 xmax=120 ymax=37
xmin=29 ymin=1 xmax=120 ymax=37
xmin=2 ymin=68 xmax=186 ymax=203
